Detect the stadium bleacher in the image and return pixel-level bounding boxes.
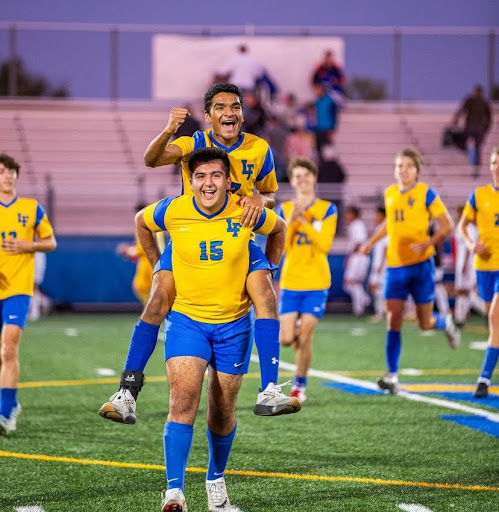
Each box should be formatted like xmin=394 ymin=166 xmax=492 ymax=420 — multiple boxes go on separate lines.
xmin=1 ymin=98 xmax=497 ymax=235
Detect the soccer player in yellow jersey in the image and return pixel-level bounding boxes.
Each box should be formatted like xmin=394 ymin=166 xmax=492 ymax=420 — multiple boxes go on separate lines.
xmin=458 ymin=146 xmax=499 ymax=398
xmin=360 ymin=148 xmax=460 ymax=394
xmin=138 ymin=148 xmax=293 ymax=511
xmin=0 ymin=153 xmax=56 ymax=435
xmin=100 ymin=84 xmax=290 ymax=423
xmin=277 ymin=158 xmax=337 ymax=403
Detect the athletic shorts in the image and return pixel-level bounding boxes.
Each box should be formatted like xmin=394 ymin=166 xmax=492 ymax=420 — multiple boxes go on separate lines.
xmin=0 ymin=295 xmax=31 ymax=329
xmin=279 ymin=289 xmax=328 ymax=319
xmin=476 ymin=270 xmax=499 ymax=303
xmin=384 ymin=258 xmax=435 ymax=304
xmin=154 ymin=239 xmax=276 ymax=275
xmin=164 ymin=310 xmax=253 ymax=375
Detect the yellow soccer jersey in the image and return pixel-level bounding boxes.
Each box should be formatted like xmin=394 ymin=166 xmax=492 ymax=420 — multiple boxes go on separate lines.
xmin=170 ymin=129 xmax=278 ymax=197
xmin=0 ymin=197 xmax=54 ymax=299
xmin=384 ymin=181 xmax=448 ymax=268
xmin=462 ymin=184 xmax=499 ymax=271
xmin=277 ymin=199 xmax=337 ymax=291
xmin=143 ymin=193 xmax=277 ymax=323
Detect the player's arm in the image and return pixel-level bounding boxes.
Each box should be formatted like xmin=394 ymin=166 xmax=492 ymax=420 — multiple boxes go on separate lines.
xmin=458 ymin=211 xmax=489 ymax=257
xmin=360 ymin=220 xmax=388 ymax=255
xmin=411 ymin=211 xmax=454 ymax=255
xmin=3 ymin=234 xmax=56 ymax=254
xmin=135 ymin=208 xmax=162 ymax=268
xmin=298 ymin=207 xmax=338 ymax=253
xmin=239 ymin=191 xmax=275 ymax=228
xmin=144 ymin=107 xmax=190 ymax=167
xmin=263 ymin=215 xmax=287 ymax=266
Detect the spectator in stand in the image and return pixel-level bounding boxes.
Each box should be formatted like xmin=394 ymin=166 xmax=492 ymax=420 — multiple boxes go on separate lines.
xmin=274 ymin=93 xmax=300 ymax=132
xmin=312 ymin=50 xmax=346 ymax=109
xmin=262 ymin=115 xmax=289 ymax=182
xmin=343 ymin=206 xmax=371 ymax=317
xmin=216 ymin=44 xmax=265 ymax=93
xmin=453 ymin=85 xmax=492 ymax=178
xmin=309 ymin=82 xmax=337 ymax=166
xmin=242 ymin=90 xmax=267 ymax=137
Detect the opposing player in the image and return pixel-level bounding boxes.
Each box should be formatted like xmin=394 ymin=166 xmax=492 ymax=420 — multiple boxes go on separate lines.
xmin=458 ymin=146 xmax=499 ymax=398
xmin=100 ymin=83 xmax=294 ymax=423
xmin=277 ymin=158 xmax=337 ymax=402
xmin=138 ymin=148 xmax=293 ymax=511
xmin=0 ymin=153 xmax=57 ymax=435
xmin=360 ymin=148 xmax=460 ymax=394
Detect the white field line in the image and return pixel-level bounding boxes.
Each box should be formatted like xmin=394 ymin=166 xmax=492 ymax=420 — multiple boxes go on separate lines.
xmin=251 ymin=355 xmax=499 ymax=423
xmin=15 ymin=507 xmax=47 ymax=512
xmin=398 ymin=504 xmax=435 ymax=512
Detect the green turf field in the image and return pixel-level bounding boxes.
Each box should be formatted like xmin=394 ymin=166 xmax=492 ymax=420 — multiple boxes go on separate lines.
xmin=1 ymin=313 xmax=498 ymax=512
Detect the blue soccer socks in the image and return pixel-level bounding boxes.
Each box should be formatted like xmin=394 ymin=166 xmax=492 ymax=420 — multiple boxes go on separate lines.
xmin=124 ymin=319 xmax=160 ymax=372
xmin=0 ymin=388 xmax=17 ymax=418
xmin=164 ymin=422 xmax=194 ymax=491
xmin=206 ymin=424 xmax=237 ymax=481
xmin=386 ymin=330 xmax=401 ymax=374
xmin=254 ymin=318 xmax=280 ymax=389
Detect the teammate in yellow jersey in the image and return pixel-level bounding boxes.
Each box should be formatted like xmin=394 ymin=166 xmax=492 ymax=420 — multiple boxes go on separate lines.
xmin=0 ymin=153 xmax=57 ymax=435
xmin=360 ymin=148 xmax=460 ymax=394
xmin=458 ymin=146 xmax=499 ymax=398
xmin=277 ymin=158 xmax=337 ymax=403
xmin=100 ymin=84 xmax=290 ymax=423
xmin=131 ymin=148 xmax=295 ymax=512
xmin=116 ymin=204 xmax=165 ymax=305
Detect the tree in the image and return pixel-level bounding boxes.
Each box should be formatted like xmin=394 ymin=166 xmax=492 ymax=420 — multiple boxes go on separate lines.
xmin=346 ymin=77 xmax=387 ymax=101
xmin=0 ymin=58 xmax=69 ymax=97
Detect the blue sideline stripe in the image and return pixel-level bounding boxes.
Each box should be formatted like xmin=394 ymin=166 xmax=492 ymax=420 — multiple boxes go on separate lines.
xmin=321 ymin=382 xmax=384 ymax=395
xmin=441 ymin=415 xmax=499 ymax=438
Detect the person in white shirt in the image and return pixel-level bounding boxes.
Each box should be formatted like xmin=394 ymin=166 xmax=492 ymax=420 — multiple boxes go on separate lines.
xmin=343 ymin=206 xmax=371 ymax=316
xmin=217 ymin=44 xmax=265 ymax=92
xmin=368 ymin=207 xmax=387 ymax=322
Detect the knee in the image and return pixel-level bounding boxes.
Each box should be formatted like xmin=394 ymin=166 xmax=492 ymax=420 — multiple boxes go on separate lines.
xmin=280 ymin=334 xmax=295 ymax=347
xmin=143 ymin=288 xmax=170 ymax=322
xmin=1 ymin=343 xmax=18 ymax=364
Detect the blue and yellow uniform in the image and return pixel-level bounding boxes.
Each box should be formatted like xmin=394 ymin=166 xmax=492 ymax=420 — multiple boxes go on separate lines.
xmin=0 ymin=197 xmax=54 ymax=327
xmin=384 ymin=182 xmax=448 ymax=302
xmin=277 ymin=199 xmax=337 ymax=318
xmin=143 ymin=193 xmax=277 ymax=374
xmin=462 ymin=184 xmax=499 ymax=302
xmin=171 ymin=129 xmax=278 ymax=197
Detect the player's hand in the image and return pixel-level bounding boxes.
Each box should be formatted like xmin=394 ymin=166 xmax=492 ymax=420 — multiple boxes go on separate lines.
xmin=359 ymin=242 xmax=372 ymax=255
xmin=473 ymin=241 xmax=491 ymax=259
xmin=2 ymin=237 xmax=32 ymax=254
xmin=239 ymin=195 xmax=264 ymax=228
xmin=165 ymin=108 xmax=191 ymax=134
xmin=289 ymin=202 xmax=306 ymax=223
xmin=0 ymin=272 xmax=8 ymax=290
xmin=409 ymin=241 xmax=430 ymax=254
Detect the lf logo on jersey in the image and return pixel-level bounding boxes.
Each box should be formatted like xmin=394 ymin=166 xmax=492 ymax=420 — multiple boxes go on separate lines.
xmin=226 ymin=219 xmax=241 ymax=237
xmin=241 ymin=160 xmax=254 ymax=180
xmin=17 ymin=213 xmax=29 ymax=227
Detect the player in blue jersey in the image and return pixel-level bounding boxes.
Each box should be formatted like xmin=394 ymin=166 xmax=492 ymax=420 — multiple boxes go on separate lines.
xmin=100 ymin=84 xmax=294 ymax=423
xmin=458 ymin=146 xmax=499 ymax=398
xmin=140 ymin=148 xmax=290 ymax=511
xmin=0 ymin=153 xmax=57 ymax=435
xmin=360 ymin=148 xmax=460 ymax=394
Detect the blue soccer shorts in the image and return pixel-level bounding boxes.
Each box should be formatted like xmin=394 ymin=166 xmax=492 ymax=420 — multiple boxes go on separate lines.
xmin=279 ymin=289 xmax=329 ymax=319
xmin=164 ymin=311 xmax=253 ymax=375
xmin=0 ymin=295 xmax=31 ymax=329
xmin=154 ymin=239 xmax=276 ymax=275
xmin=476 ymin=270 xmax=499 ymax=303
xmin=384 ymin=258 xmax=436 ymax=304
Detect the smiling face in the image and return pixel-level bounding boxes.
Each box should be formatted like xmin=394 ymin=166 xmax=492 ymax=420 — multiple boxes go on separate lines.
xmin=189 ymin=159 xmax=231 ymax=215
xmin=394 ymin=155 xmax=418 ymax=189
xmin=205 ymin=92 xmax=244 ymax=146
xmin=289 ymin=165 xmax=317 ymax=196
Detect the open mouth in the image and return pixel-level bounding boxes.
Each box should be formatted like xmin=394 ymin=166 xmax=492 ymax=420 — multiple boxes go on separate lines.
xmin=221 ymin=120 xmax=236 ymax=129
xmin=202 ymin=189 xmax=216 ymax=199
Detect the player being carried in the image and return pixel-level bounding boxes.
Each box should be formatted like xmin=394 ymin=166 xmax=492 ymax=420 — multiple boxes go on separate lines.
xmin=99 ymin=83 xmax=299 ymax=423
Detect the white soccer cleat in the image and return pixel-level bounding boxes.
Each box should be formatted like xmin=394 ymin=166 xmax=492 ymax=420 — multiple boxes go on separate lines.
xmin=253 ymin=381 xmax=301 ymax=416
xmin=0 ymin=403 xmax=22 ymax=436
xmin=206 ymin=477 xmax=242 ymax=512
xmin=376 ymin=374 xmax=400 ymax=395
xmin=161 ymin=487 xmax=188 ymax=512
xmin=444 ymin=314 xmax=461 ymax=350
xmin=98 ymin=389 xmax=136 ymax=424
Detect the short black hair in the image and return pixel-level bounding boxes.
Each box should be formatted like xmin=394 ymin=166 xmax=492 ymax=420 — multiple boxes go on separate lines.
xmin=188 ymin=147 xmax=231 ymax=178
xmin=0 ymin=153 xmax=20 ymax=175
xmin=204 ymin=83 xmax=243 ymax=113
